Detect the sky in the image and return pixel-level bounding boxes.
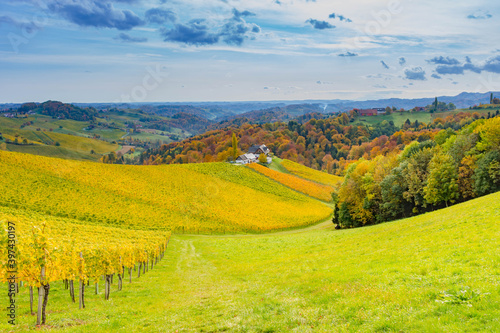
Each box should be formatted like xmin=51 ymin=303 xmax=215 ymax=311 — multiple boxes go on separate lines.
xmin=1 ymin=0 xmax=500 ymax=103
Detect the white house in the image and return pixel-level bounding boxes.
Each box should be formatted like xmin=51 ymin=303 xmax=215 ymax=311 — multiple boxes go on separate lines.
xmin=235 ymin=153 xmax=258 ymax=164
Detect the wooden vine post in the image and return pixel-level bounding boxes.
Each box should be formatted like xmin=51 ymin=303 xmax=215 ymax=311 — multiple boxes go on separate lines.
xmin=29 ymin=286 xmax=34 ymax=315
xmin=36 ymin=266 xmax=45 ymax=325
xmin=79 ymin=252 xmax=85 ymax=309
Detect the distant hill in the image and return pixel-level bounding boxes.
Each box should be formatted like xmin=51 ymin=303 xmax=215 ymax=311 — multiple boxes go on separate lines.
xmin=3 ymin=91 xmax=499 ymax=116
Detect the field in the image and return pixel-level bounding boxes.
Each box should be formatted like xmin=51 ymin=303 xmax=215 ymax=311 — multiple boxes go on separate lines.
xmin=353 ymin=107 xmax=500 ymax=127
xmin=248 ymin=163 xmax=336 ymax=202
xmin=1 ymin=191 xmax=498 ymax=331
xmin=0 ymin=109 xmax=190 ymax=162
xmin=0 ymin=151 xmax=332 ymax=233
xmin=280 ymin=159 xmax=343 ymax=187
xmin=0 ymin=128 xmax=120 ymax=162
xmin=354 ymin=111 xmax=432 ymax=127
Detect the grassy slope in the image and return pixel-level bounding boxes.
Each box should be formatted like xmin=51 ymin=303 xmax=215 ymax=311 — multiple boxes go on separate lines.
xmin=0 ymin=110 xmax=188 ymax=161
xmin=0 ymin=151 xmax=332 ymax=233
xmin=353 ymin=107 xmax=500 ymax=127
xmin=355 ymin=111 xmax=432 ymax=127
xmin=0 ymin=128 xmax=119 ymax=161
xmin=1 ymin=192 xmax=498 ymax=332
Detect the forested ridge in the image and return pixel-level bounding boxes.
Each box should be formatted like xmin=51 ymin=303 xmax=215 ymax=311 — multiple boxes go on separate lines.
xmin=141 ymin=110 xmax=495 ymax=174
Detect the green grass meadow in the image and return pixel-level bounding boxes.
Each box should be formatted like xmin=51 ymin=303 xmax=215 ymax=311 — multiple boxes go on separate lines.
xmin=1 ymin=192 xmax=499 ymax=332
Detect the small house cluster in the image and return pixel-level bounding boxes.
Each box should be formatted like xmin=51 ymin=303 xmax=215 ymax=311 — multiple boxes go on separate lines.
xmin=355 ymin=108 xmax=386 ymax=116
xmin=235 ymin=144 xmax=272 ymax=164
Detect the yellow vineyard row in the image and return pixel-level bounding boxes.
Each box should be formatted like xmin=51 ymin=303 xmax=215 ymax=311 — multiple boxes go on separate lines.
xmin=247 ymin=163 xmax=335 ymax=202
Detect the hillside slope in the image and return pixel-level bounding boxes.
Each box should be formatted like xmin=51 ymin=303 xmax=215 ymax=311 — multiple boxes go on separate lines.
xmin=0 ymin=151 xmax=332 ymax=233
xmin=1 ymin=191 xmax=498 ymax=331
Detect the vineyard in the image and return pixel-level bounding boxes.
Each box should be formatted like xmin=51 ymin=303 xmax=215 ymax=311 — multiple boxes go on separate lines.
xmin=0 ymin=151 xmax=332 ymax=233
xmin=280 ymin=159 xmax=343 ymax=186
xmin=247 ymin=163 xmax=336 ymax=202
xmin=1 ymin=191 xmax=498 ymax=331
xmin=0 ymin=206 xmax=170 ymax=325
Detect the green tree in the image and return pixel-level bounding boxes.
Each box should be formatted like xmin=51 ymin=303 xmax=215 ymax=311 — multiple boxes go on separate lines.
xmin=473 ymin=150 xmax=500 ymax=196
xmin=338 ymin=202 xmax=354 ymax=228
xmin=424 ymin=151 xmax=459 ymax=207
xmin=258 ymin=153 xmax=267 ymax=164
xmin=380 ymin=160 xmax=412 ymax=220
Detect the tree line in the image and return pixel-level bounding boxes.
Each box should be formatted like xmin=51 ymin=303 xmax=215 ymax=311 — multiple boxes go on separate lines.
xmin=332 ymin=116 xmax=500 ymax=228
xmin=140 ymin=109 xmax=494 ymax=178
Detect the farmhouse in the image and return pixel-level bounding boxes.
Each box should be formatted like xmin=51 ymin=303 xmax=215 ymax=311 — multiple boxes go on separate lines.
xmin=248 ymin=144 xmax=270 ymax=155
xmin=236 ymin=144 xmax=271 ymax=164
xmin=236 ymin=153 xmax=258 ymax=164
xmin=357 ymin=109 xmax=377 ymax=116
xmin=356 ymin=108 xmax=387 ymax=116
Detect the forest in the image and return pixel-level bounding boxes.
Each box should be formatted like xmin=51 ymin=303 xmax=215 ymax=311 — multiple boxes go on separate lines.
xmin=141 ymin=109 xmax=498 ymax=174
xmin=333 ymin=116 xmax=500 ymax=228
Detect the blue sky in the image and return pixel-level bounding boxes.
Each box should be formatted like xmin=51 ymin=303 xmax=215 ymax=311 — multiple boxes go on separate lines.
xmin=1 ymin=0 xmax=500 ymax=103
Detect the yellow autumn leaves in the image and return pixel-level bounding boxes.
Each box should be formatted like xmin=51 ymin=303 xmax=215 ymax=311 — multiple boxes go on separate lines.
xmin=0 ymin=207 xmax=170 ymax=287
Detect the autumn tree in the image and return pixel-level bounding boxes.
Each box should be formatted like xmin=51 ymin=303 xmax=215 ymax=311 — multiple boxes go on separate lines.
xmin=458 ymin=156 xmax=476 ymax=200
xmin=231 ymin=132 xmax=239 ymax=161
xmin=424 ymin=150 xmax=459 ymax=207
xmin=403 ymin=147 xmax=434 ymax=211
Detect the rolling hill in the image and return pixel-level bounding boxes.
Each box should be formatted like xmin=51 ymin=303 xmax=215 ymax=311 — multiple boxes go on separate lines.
xmin=1 ymin=189 xmax=498 ymax=332
xmin=0 ymin=151 xmax=332 ymax=233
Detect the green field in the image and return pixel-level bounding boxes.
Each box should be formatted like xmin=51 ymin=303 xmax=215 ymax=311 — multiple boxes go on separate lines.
xmin=354 ymin=111 xmax=432 ymax=127
xmin=353 ymin=107 xmax=500 ymax=127
xmin=0 ymin=109 xmax=189 ymax=161
xmin=1 ymin=192 xmax=498 ymax=332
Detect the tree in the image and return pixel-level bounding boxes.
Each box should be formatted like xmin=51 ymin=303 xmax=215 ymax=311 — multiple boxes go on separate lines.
xmin=231 ymin=133 xmax=238 ymax=161
xmin=404 ymin=147 xmax=434 ymax=211
xmin=258 ymin=153 xmax=267 ymax=164
xmin=490 ymin=92 xmax=493 ymax=104
xmin=424 ymin=151 xmax=459 ymax=207
xmin=380 ymin=161 xmax=412 ymax=220
xmin=473 ymin=150 xmax=500 ymax=196
xmin=431 ymin=97 xmax=438 ymax=113
xmin=458 ymin=156 xmax=476 ymax=200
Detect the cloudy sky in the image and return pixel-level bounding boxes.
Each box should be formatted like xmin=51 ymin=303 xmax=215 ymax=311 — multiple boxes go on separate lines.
xmin=1 ymin=0 xmax=500 ymax=103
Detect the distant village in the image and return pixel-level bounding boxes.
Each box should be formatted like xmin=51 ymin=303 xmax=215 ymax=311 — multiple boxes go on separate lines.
xmin=354 ymin=106 xmax=426 ymax=116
